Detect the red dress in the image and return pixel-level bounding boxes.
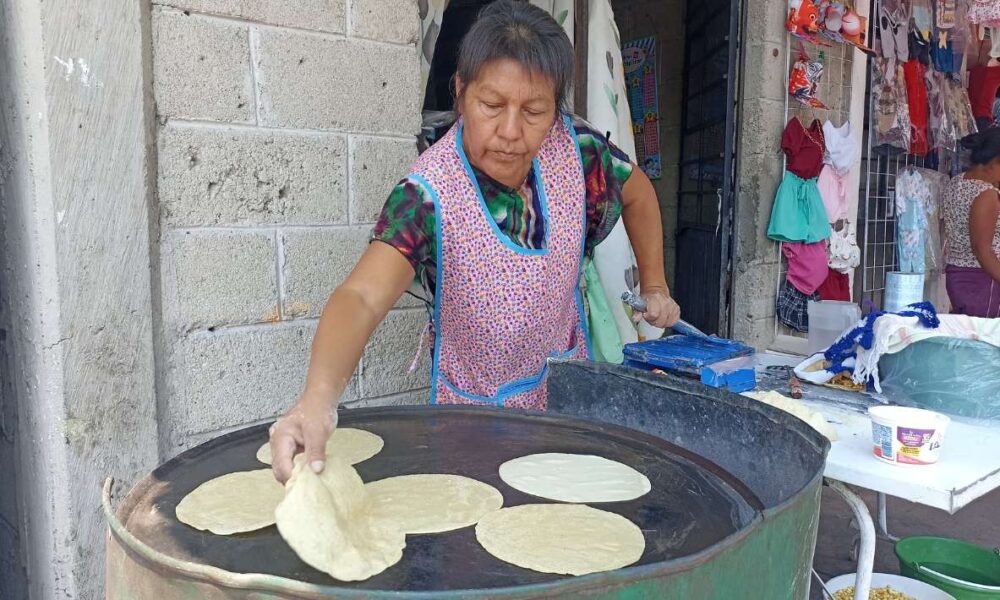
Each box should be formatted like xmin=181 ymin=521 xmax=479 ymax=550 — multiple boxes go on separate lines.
xmin=781 ymin=118 xmax=826 ymax=179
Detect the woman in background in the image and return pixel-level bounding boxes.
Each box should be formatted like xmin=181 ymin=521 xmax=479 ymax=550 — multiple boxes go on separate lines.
xmin=943 ymin=128 xmax=1000 ymax=317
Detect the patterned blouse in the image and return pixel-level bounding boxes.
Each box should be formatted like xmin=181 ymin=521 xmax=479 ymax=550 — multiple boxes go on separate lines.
xmin=943 ymin=175 xmax=1000 ymax=268
xmin=372 ymin=115 xmax=634 ymax=301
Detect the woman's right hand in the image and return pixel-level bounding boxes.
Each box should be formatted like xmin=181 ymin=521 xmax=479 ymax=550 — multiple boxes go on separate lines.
xmin=269 ymin=395 xmax=338 ymax=484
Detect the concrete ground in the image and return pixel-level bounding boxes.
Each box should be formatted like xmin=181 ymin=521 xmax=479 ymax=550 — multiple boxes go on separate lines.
xmin=810 ymin=484 xmax=1000 ymax=598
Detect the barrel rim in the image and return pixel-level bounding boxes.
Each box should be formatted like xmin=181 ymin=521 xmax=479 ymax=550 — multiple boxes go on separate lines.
xmin=107 ymin=405 xmax=787 ymax=597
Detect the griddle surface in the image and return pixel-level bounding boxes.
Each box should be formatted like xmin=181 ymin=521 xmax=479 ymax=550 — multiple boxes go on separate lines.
xmin=124 ymin=406 xmax=759 ymax=592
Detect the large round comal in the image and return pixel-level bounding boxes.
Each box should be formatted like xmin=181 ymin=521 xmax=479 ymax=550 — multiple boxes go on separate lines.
xmin=106 ymin=362 xmax=830 ymax=599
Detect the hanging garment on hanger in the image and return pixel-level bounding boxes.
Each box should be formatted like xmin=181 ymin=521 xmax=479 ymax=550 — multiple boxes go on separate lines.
xmin=818 ymin=270 xmax=852 ymax=301
xmin=967 ymin=64 xmax=1000 ymax=119
xmin=768 ymin=172 xmax=833 ymax=243
xmin=926 ymin=69 xmax=947 ymax=150
xmin=967 ymin=0 xmax=1000 ymax=25
xmin=829 ymin=224 xmax=861 ymax=272
xmin=872 ymin=58 xmax=912 ymax=151
xmin=783 ymin=240 xmax=830 ymax=295
xmin=903 ymin=60 xmax=930 ymax=156
xmin=940 ymin=75 xmax=977 ymax=141
xmin=777 ymin=280 xmax=820 ymax=332
xmin=822 ymin=120 xmax=860 ymax=173
xmin=782 ymin=117 xmax=827 ymax=179
xmin=817 ymin=165 xmax=849 ymax=222
xmin=878 ymin=2 xmax=909 ymax=61
xmin=937 ymin=0 xmax=957 ymax=29
xmin=896 ymin=168 xmax=933 ymax=273
xmin=912 ymin=0 xmax=935 ymax=37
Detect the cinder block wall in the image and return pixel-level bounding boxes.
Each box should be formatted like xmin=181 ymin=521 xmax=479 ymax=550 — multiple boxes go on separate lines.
xmin=150 ymin=0 xmax=430 ymax=455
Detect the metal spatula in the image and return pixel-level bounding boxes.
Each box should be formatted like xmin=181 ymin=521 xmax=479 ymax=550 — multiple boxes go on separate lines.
xmin=620 ymin=291 xmax=709 ymax=339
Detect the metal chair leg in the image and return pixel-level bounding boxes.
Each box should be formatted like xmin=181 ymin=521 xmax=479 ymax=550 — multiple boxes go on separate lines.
xmin=828 ymin=480 xmax=876 ymax=600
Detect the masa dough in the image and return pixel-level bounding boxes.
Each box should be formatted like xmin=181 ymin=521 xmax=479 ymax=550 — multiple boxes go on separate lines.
xmin=175 ymin=469 xmax=284 ymax=535
xmin=275 ymin=457 xmax=405 ymax=582
xmin=475 ymin=504 xmax=645 ymax=576
xmin=367 ymin=474 xmax=504 ymax=534
xmin=256 ymin=427 xmax=384 ymax=466
xmin=499 ymin=453 xmax=651 ymax=503
xmin=746 ymin=391 xmax=839 ymax=442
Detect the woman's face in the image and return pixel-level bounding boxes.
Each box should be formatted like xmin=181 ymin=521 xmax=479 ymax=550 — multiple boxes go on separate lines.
xmin=456 ymin=59 xmax=558 ymax=188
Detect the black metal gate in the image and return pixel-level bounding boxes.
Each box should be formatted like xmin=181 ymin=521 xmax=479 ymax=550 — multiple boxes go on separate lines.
xmin=674 ymin=0 xmax=741 ymax=335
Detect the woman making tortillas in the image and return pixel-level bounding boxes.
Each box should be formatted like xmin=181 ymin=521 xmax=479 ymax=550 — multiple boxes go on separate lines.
xmin=270 ymin=0 xmax=680 ymax=482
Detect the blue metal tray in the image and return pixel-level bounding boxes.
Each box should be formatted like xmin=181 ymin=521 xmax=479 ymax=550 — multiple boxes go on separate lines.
xmin=624 ymin=335 xmax=755 ymax=376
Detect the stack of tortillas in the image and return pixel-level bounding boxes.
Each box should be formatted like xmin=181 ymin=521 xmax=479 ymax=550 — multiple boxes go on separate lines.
xmin=175 ymin=429 xmax=651 ymax=582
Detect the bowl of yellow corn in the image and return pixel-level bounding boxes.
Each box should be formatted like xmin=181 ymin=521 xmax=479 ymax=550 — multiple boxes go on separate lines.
xmin=825 ymin=573 xmax=956 ymax=600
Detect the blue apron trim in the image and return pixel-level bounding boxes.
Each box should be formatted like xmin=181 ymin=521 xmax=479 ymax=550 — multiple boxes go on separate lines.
xmin=440 ymin=346 xmax=580 ymax=405
xmin=564 ymin=113 xmax=594 ymax=360
xmin=408 ymin=172 xmax=444 ymax=405
xmin=455 ymin=121 xmax=551 ymax=255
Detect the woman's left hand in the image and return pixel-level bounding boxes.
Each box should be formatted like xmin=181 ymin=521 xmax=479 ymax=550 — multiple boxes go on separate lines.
xmin=638 ymin=288 xmax=681 ymax=328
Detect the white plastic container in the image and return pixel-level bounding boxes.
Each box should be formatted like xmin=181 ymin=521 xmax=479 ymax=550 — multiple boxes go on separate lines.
xmin=868 ymin=406 xmax=950 ymax=466
xmin=825 ymin=572 xmax=956 ymax=599
xmin=884 ymin=271 xmax=925 ymax=313
xmin=807 ymin=300 xmax=862 ymax=354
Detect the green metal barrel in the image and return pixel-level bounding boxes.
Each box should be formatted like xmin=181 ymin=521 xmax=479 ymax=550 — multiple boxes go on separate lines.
xmin=105 ymin=362 xmax=828 ymax=599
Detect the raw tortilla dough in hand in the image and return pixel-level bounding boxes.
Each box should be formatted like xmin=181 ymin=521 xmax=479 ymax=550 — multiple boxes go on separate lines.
xmin=256 ymin=427 xmax=384 ymax=466
xmin=175 ymin=469 xmax=284 ymax=535
xmin=367 ymin=474 xmax=504 ymax=534
xmin=499 ymin=453 xmax=651 ymax=503
xmin=475 ymin=504 xmax=645 ymax=576
xmin=275 ymin=457 xmax=405 ymax=582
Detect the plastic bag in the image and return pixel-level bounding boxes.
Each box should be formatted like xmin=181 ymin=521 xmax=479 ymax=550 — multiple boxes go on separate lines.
xmin=879 ymin=337 xmax=1000 ymax=422
xmin=789 ymin=46 xmax=828 ymax=109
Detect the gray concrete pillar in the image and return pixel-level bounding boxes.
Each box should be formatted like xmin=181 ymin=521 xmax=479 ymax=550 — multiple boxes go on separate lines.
xmin=0 ymin=0 xmax=159 ymax=597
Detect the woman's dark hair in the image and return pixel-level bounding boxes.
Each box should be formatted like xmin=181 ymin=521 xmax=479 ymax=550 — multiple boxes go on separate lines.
xmin=961 ymin=127 xmax=1000 ymax=166
xmin=455 ymin=0 xmax=575 ymax=110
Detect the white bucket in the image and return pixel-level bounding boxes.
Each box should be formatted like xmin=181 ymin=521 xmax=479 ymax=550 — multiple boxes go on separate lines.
xmin=868 ymin=406 xmax=950 ymax=466
xmin=825 ymin=572 xmax=956 ymax=599
xmin=884 ymin=272 xmax=925 ymax=313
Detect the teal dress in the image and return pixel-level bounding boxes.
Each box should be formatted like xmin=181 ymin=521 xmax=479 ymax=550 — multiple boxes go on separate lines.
xmin=768 ymin=118 xmax=833 ymax=244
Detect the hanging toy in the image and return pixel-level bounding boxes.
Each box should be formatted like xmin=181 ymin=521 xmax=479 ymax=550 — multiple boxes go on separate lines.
xmin=787 ymin=0 xmax=826 ymax=42
xmin=840 ymin=8 xmax=876 ymax=54
xmin=822 ymin=1 xmax=847 ymax=43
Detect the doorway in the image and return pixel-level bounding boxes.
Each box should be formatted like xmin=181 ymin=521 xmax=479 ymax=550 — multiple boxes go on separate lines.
xmin=611 ymin=0 xmax=742 ymax=336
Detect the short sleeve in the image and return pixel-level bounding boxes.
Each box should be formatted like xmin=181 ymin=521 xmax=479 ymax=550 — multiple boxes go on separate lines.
xmin=571 ymin=116 xmax=633 ymax=254
xmin=371 ymin=178 xmax=436 ymax=276
xmin=781 ymin=118 xmax=803 ymax=158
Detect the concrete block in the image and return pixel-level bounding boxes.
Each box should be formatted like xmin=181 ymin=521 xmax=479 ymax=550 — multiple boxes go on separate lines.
xmin=739 ymin=98 xmax=786 ymax=158
xmin=256 ymin=30 xmax=421 ymax=135
xmin=351 ymin=0 xmax=419 ymax=44
xmin=154 ymin=0 xmax=346 ymax=34
xmin=741 ymin=43 xmax=787 ymax=105
xmin=350 ymin=136 xmax=417 ymax=224
xmin=734 ymin=262 xmax=780 ymax=323
xmin=342 ymin=387 xmax=430 ymax=408
xmin=745 ymin=0 xmax=788 ymax=44
xmin=163 ymin=230 xmax=278 ymax=331
xmin=732 ymin=315 xmax=776 ymax=350
xmin=280 ymin=228 xmax=370 ymax=318
xmin=159 ymin=124 xmax=347 ymax=226
xmin=153 ymin=9 xmax=254 ymax=122
xmin=360 ymin=309 xmax=430 ymax=397
xmin=168 ymin=323 xmax=359 ymax=436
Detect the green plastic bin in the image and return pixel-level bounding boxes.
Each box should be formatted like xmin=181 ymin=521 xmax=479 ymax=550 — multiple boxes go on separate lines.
xmin=896 ymin=536 xmax=1000 ymax=599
